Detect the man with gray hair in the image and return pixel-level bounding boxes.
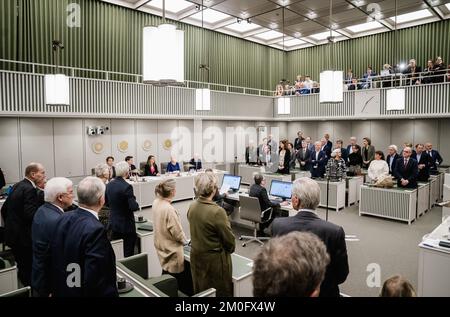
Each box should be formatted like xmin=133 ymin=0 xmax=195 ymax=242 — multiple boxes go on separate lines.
xmin=3 ymin=162 xmax=46 ymax=286
xmin=106 ymin=161 xmax=139 ymax=257
xmin=386 ymin=145 xmax=400 ymax=175
xmin=50 ymin=177 xmax=118 ymax=297
xmin=253 ymin=231 xmax=330 ymax=297
xmin=31 ymin=177 xmax=73 ymax=297
xmin=271 ymin=177 xmax=349 ymax=297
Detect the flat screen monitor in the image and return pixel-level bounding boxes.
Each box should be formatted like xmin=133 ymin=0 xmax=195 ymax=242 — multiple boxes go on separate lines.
xmin=221 ymin=174 xmax=241 ymax=191
xmin=269 ymin=180 xmax=292 ymax=200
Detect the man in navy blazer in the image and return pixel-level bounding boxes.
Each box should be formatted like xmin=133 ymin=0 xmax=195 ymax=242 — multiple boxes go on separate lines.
xmin=106 ymin=161 xmax=140 ymax=257
xmin=425 ymin=143 xmax=443 ymax=173
xmin=309 ymin=142 xmax=327 ymax=178
xmin=50 ymin=177 xmax=118 ymax=297
xmin=386 ymin=145 xmax=400 ymax=175
xmin=320 ymin=138 xmax=332 ymax=158
xmin=393 ymin=147 xmax=418 ymax=188
xmin=271 ymin=178 xmax=349 ymax=297
xmin=31 ymin=177 xmax=74 ymax=297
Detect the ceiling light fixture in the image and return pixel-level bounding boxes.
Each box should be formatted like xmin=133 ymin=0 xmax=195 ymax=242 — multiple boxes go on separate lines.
xmin=386 ymin=0 xmax=405 ymax=111
xmin=143 ymin=0 xmax=184 ymax=85
xmin=45 ymin=40 xmax=70 ymax=106
xmin=196 ymin=0 xmax=210 ymax=111
xmin=320 ymin=0 xmax=343 ymax=103
xmin=277 ymin=7 xmax=290 ymax=115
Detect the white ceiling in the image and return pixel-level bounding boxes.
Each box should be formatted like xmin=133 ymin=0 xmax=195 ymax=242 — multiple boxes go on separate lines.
xmin=100 ymin=0 xmax=450 ymax=51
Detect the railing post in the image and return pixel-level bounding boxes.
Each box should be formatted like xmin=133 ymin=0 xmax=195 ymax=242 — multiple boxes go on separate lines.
xmin=71 ymin=68 xmax=75 ymax=77
xmin=105 ymin=72 xmax=109 ymax=80
xmin=31 ymin=64 xmax=35 ymax=74
xmin=226 ymin=86 xmax=229 ymax=93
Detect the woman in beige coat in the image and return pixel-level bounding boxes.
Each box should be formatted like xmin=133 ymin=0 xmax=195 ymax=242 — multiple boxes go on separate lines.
xmin=152 ymin=179 xmax=191 ymax=294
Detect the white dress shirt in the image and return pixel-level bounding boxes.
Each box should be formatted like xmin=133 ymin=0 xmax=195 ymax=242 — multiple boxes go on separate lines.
xmin=368 ymin=160 xmax=389 ymax=181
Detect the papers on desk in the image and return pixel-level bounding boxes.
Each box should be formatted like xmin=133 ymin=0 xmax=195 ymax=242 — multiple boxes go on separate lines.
xmin=220 ymin=184 xmax=230 ymax=195
xmin=421 ymin=238 xmax=450 ymax=251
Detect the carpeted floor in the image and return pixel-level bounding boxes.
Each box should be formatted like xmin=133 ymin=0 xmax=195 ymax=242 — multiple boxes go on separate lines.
xmin=137 ymin=199 xmax=442 ymax=297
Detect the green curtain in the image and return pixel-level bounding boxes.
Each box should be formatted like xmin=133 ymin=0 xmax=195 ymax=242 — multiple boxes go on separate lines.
xmin=1 ymin=0 xmax=449 ymax=90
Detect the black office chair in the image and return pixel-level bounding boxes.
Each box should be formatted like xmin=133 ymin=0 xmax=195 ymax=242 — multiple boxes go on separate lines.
xmin=160 ymin=162 xmax=168 ymax=174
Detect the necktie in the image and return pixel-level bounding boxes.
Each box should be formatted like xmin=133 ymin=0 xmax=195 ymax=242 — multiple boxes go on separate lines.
xmin=404 ymin=159 xmax=408 ymax=170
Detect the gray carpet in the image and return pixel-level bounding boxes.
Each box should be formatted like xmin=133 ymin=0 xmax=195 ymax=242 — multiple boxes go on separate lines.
xmin=137 ymin=199 xmax=442 ymax=297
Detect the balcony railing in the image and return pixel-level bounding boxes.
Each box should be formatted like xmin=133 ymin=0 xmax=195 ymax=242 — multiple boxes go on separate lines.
xmin=0 ymin=59 xmax=274 ymax=97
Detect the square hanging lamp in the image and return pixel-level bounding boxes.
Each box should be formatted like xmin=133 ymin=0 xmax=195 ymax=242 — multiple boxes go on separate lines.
xmin=195 ymin=88 xmax=211 ymax=111
xmin=319 ymin=70 xmax=343 ymax=103
xmin=277 ymin=96 xmax=290 ymax=115
xmin=44 ymin=74 xmax=70 ymax=106
xmin=143 ymin=24 xmax=184 ymax=84
xmin=386 ymin=88 xmax=405 ymax=110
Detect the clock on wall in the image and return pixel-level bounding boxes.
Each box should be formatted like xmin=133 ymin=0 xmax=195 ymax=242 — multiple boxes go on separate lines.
xmin=163 ymin=139 xmax=172 ymax=150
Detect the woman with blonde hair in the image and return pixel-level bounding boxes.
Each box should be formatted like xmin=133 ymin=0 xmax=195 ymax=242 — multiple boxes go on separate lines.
xmin=152 ymin=179 xmax=192 ymax=294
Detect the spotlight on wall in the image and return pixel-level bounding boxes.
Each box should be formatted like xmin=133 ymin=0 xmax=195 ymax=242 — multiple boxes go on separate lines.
xmin=87 ymin=126 xmax=96 ymax=136
xmin=96 ymin=126 xmax=109 ymax=135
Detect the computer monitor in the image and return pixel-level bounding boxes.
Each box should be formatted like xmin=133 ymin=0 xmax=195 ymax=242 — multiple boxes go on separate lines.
xmin=269 ymin=180 xmax=292 ymax=200
xmin=221 ymin=174 xmax=241 ymax=192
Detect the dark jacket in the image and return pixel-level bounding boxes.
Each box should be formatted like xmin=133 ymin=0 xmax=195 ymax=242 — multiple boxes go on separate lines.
xmin=393 ymin=158 xmax=419 ymax=188
xmin=245 ymin=147 xmax=258 ymax=164
xmin=272 ymin=210 xmax=349 ymax=297
xmin=386 ymin=153 xmax=400 ymax=175
xmin=296 ymin=147 xmax=312 ymax=171
xmin=426 ymin=149 xmax=443 ymax=172
xmin=361 ymin=145 xmax=376 ymax=169
xmin=50 ymin=208 xmax=118 ymax=297
xmin=189 ymin=159 xmax=202 ymax=171
xmin=143 ymin=163 xmax=159 ymax=176
xmin=309 ymin=150 xmax=327 ymax=178
xmin=277 ymin=149 xmax=291 ymax=174
xmin=322 ymin=144 xmax=332 ymax=158
xmin=105 ymin=177 xmax=139 ymax=234
xmin=294 ymin=137 xmax=304 ymax=150
xmin=412 ymin=152 xmax=433 ymax=182
xmin=249 ymin=184 xmax=280 ymax=212
xmin=4 ymin=179 xmax=43 ymax=248
xmin=31 ymin=202 xmax=64 ymax=296
xmin=0 ymin=168 xmax=5 ymax=189
xmin=339 ymin=147 xmax=348 ymax=163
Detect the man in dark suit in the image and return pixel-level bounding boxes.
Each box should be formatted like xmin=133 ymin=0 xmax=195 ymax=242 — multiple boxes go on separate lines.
xmin=50 ymin=176 xmax=118 ymax=297
xmin=324 ymin=133 xmax=333 ymax=150
xmin=346 ymin=137 xmax=358 ymax=162
xmin=125 ymin=156 xmax=137 ymax=172
xmin=249 ymin=173 xmax=280 ymax=235
xmin=296 ymin=140 xmax=311 ymax=171
xmin=189 ymin=154 xmax=203 ymax=171
xmin=294 ymin=131 xmax=304 ymax=151
xmin=320 ymin=138 xmax=332 ymax=158
xmin=386 ymin=145 xmax=400 ymax=175
xmin=0 ymin=167 xmax=5 ymax=190
xmin=31 ymin=177 xmax=74 ymax=297
xmin=393 ymin=147 xmax=418 ymax=188
xmin=309 ymin=142 xmax=327 ymax=178
xmin=271 ymin=177 xmax=349 ymax=297
xmin=425 ymin=143 xmax=443 ymax=174
xmin=106 ymin=156 xmax=116 ymax=180
xmin=3 ymin=163 xmax=46 ymax=286
xmin=403 ymin=59 xmax=422 ymax=85
xmin=106 ymin=161 xmax=140 ymax=257
xmin=334 ymin=139 xmax=348 ymax=163
xmin=412 ymin=144 xmax=433 ymax=182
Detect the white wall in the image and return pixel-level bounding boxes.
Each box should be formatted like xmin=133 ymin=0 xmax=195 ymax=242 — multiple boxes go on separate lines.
xmin=1 ymin=117 xmax=448 ymax=184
